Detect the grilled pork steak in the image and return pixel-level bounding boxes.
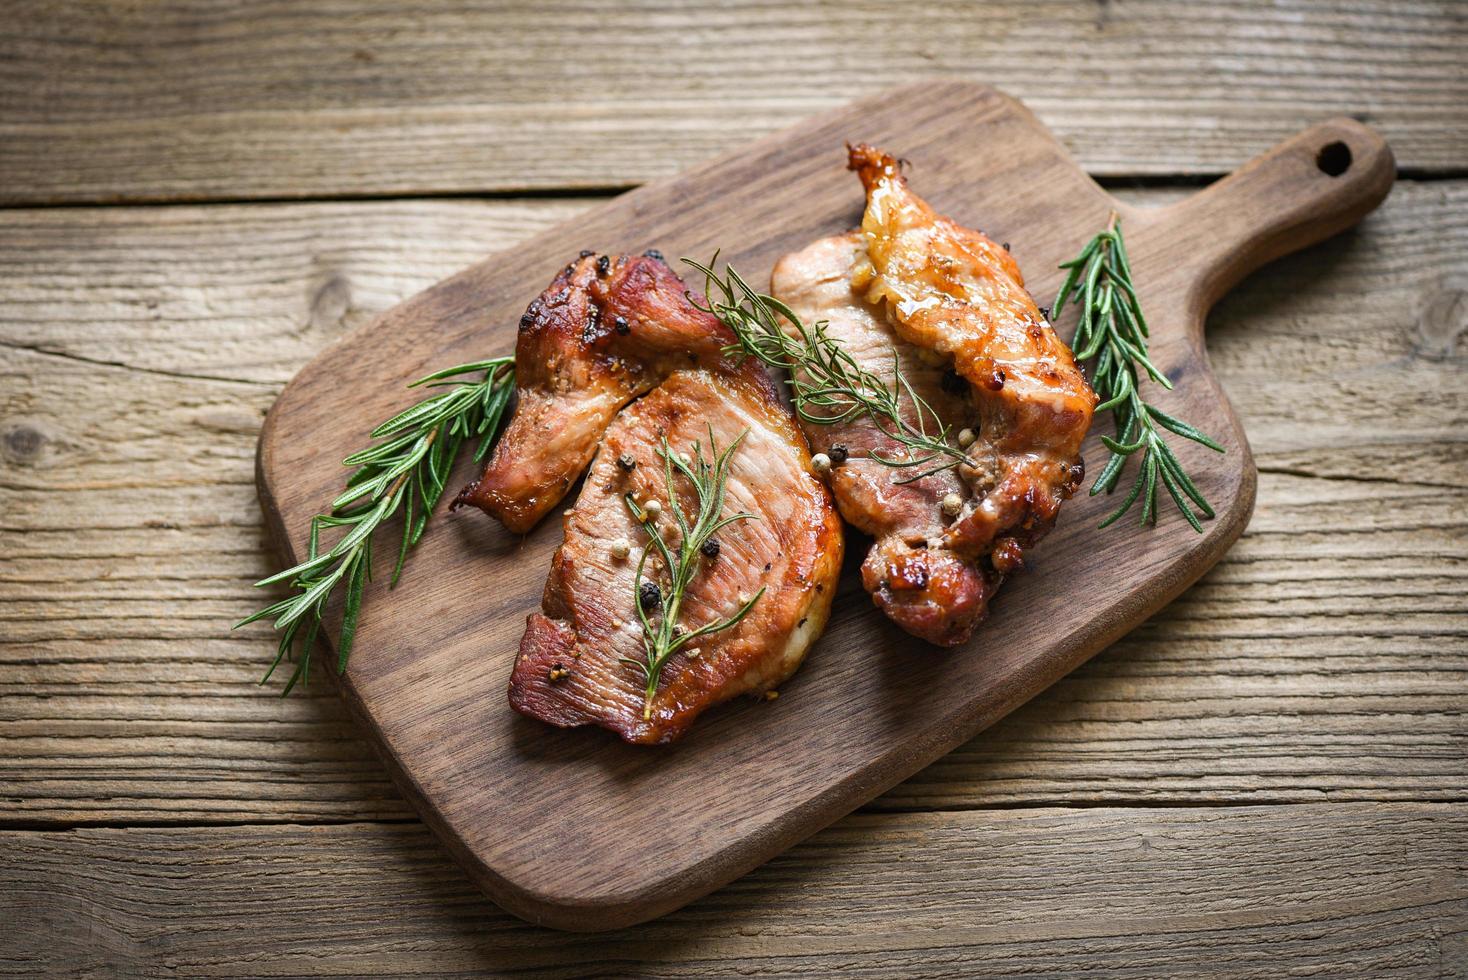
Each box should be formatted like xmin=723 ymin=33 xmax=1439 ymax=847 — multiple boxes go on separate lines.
xmin=511 ymin=368 xmax=842 ymax=744
xmin=770 ymin=146 xmax=1096 ymax=645
xmin=467 ymin=253 xmax=842 ymax=743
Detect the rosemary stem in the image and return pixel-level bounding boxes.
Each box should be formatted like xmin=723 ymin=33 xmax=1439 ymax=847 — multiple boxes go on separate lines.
xmin=685 ymin=257 xmax=966 ymax=484
xmin=380 ymin=429 xmax=435 ymax=512
xmin=1053 ymin=217 xmax=1223 ymax=532
xmin=237 ymin=357 xmax=516 ymax=693
xmin=623 ymin=428 xmax=762 ymax=720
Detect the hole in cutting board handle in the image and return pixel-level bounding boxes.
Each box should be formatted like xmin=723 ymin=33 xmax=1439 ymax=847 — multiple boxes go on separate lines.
xmin=1316 ymin=141 xmax=1352 ymax=177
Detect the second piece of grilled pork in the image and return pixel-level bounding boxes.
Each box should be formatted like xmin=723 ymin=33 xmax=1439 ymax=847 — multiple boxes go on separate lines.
xmin=771 ymin=146 xmax=1096 ymax=645
xmin=462 ymin=252 xmax=842 ymax=743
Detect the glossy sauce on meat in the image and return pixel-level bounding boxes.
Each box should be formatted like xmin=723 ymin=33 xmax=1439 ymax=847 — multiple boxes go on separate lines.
xmin=770 ymin=146 xmax=1096 ymax=645
xmin=850 ymin=144 xmax=1096 ymax=567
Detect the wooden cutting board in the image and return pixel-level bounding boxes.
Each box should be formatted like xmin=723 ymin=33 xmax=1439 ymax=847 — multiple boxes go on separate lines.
xmin=256 ymin=81 xmax=1393 ymax=930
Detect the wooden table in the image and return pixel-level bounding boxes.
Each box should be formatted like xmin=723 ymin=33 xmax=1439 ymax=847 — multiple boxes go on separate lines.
xmin=2 ymin=2 xmax=1465 ymax=975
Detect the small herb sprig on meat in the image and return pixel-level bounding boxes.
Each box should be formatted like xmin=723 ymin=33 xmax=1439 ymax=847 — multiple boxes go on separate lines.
xmin=235 ymin=357 xmax=514 ymax=693
xmin=623 ymin=426 xmax=763 ymax=720
xmin=686 ymin=257 xmax=967 ymax=484
xmin=1053 ymin=215 xmax=1225 ymax=531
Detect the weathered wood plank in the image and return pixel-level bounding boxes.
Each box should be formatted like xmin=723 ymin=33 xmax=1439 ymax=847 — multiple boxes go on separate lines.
xmin=2 ymin=0 xmax=1464 ymax=204
xmin=1 ymin=183 xmax=1464 ymax=825
xmin=2 ymin=805 xmax=1464 ymax=975
xmin=0 ymin=198 xmax=590 ymax=383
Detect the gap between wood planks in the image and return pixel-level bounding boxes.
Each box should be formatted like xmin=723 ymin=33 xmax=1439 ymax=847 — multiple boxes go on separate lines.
xmin=7 ymin=793 xmax=1468 ymax=834
xmin=1 ymin=168 xmax=1464 ymax=214
xmin=0 ymin=338 xmax=281 ymax=389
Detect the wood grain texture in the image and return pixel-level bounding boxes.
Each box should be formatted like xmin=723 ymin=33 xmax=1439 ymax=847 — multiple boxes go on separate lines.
xmin=3 ymin=804 xmax=1465 ymax=977
xmin=2 ymin=0 xmax=1464 ymax=204
xmin=2 ymin=181 xmax=1462 ymax=828
xmin=248 ymin=83 xmax=1399 ymax=927
xmin=2 ymin=1 xmax=1464 ymax=968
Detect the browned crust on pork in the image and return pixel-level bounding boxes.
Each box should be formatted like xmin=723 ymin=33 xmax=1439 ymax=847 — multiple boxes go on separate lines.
xmin=454 ymin=251 xmax=744 ymax=533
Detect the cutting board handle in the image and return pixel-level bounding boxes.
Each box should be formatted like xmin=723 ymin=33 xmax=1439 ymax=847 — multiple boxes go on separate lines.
xmin=1152 ymin=117 xmax=1394 ymax=311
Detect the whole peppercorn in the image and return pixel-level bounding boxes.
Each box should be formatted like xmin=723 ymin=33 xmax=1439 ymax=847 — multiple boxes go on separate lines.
xmin=941 ymin=493 xmax=963 ymax=518
xmin=638 ymin=580 xmax=662 ymax=611
xmin=700 ymin=538 xmax=721 ymax=560
xmin=811 ymin=452 xmax=832 ymax=475
xmin=616 ymin=453 xmax=636 ymax=472
xmin=610 ymin=538 xmax=631 ymax=561
xmin=828 ymin=443 xmax=849 ymax=464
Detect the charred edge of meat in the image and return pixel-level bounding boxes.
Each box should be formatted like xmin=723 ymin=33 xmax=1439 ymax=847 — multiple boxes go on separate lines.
xmin=452 ymin=250 xmax=760 ymax=532
xmin=859 ymin=538 xmax=1000 ymax=647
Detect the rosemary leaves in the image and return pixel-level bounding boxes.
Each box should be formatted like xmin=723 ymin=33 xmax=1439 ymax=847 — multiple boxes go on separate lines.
xmin=235 ymin=357 xmax=515 ymax=693
xmin=622 ymin=426 xmax=763 ymax=720
xmin=1053 ymin=216 xmax=1224 ymax=531
xmin=687 ymin=257 xmax=967 ymax=484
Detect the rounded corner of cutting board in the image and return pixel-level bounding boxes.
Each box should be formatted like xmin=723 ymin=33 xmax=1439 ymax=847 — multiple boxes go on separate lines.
xmin=253 ymin=387 xmax=286 ymax=501
xmin=1196 ymin=363 xmax=1260 ymax=550
xmin=900 ymin=78 xmax=1022 ymax=112
xmin=455 ymin=836 xmax=715 ymax=933
xmin=253 ymin=381 xmax=296 ymax=557
xmin=1225 ymin=436 xmax=1260 ymax=540
xmin=254 ymin=334 xmax=358 ymax=526
xmin=491 ymin=883 xmax=689 ymax=934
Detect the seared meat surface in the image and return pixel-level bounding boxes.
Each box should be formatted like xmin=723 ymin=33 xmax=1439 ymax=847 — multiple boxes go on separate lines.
xmin=454 ymin=251 xmax=739 ymax=533
xmin=849 ymin=145 xmax=1096 ymax=567
xmin=770 ymin=146 xmax=1096 ymax=645
xmin=772 ymin=234 xmax=996 ymax=645
xmin=511 ymin=368 xmax=842 ymax=744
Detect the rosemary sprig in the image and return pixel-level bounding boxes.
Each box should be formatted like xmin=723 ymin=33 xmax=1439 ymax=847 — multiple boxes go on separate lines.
xmin=622 ymin=426 xmax=764 ymax=720
xmin=686 ymin=257 xmax=967 ymax=484
xmin=235 ymin=357 xmax=515 ymax=693
xmin=1053 ymin=215 xmax=1225 ymax=531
